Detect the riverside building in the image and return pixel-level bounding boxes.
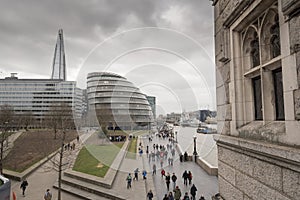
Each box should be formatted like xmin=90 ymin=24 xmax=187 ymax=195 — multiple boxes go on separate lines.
xmin=213 ymin=0 xmax=300 ymax=199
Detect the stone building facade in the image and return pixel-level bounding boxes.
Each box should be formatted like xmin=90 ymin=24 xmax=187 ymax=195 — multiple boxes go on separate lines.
xmin=213 ymin=0 xmax=300 ymax=199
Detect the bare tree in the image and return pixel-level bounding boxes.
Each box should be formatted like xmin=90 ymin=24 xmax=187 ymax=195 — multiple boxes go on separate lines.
xmin=47 ymin=102 xmax=75 ymax=200
xmin=0 ymin=105 xmax=14 ymax=174
xmin=19 ymin=111 xmax=34 ymax=131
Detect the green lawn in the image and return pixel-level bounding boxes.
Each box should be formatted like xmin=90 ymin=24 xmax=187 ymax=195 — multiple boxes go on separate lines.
xmin=126 ymin=137 xmax=137 ymax=159
xmin=73 ymin=142 xmax=124 ymax=177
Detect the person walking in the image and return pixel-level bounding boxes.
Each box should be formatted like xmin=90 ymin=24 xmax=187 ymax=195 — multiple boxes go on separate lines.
xmin=147 ymin=189 xmax=154 ymax=200
xmin=168 ymin=191 xmax=174 ymax=200
xmin=190 ymin=184 xmax=197 ymax=200
xmin=161 ymin=168 xmax=166 ymax=177
xmin=171 ymin=173 xmax=177 ymax=189
xmin=199 ymin=195 xmax=205 ymax=200
xmin=182 ymin=170 xmax=188 ymax=186
xmin=173 ymin=186 xmax=181 ymax=200
xmin=44 ymin=189 xmax=52 ymax=200
xmin=152 ymin=163 xmax=156 ymax=175
xmin=183 ymin=192 xmax=190 ymax=200
xmin=134 ymin=168 xmax=139 ymax=181
xmin=188 ymin=171 xmax=193 ymax=185
xmin=165 ymin=172 xmax=171 ymax=191
xmin=142 ymin=169 xmax=147 ymax=180
xmin=126 ymin=173 xmax=132 ymax=189
xmin=20 ymin=179 xmax=28 ymax=196
xmin=163 ymin=194 xmax=169 ymax=200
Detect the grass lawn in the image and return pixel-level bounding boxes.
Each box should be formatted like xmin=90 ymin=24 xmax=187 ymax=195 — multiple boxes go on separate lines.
xmin=73 ymin=142 xmax=124 ymax=177
xmin=126 ymin=137 xmax=137 ymax=159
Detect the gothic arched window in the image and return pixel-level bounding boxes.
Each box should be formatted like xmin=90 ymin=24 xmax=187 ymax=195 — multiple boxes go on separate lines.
xmin=250 ymin=33 xmax=260 ymax=67
xmin=270 ymin=15 xmax=280 ymax=58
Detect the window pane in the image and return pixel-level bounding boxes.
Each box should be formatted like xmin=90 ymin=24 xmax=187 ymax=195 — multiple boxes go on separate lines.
xmin=252 ymin=76 xmax=263 ymax=120
xmin=251 ymin=34 xmax=260 ymax=67
xmin=273 ymin=68 xmax=285 ymax=120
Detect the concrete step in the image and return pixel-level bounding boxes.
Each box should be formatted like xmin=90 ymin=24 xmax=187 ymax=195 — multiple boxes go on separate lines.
xmin=53 ymin=181 xmax=110 ymax=200
xmin=56 ymin=175 xmax=126 ymax=200
xmin=64 ymin=169 xmax=112 ymax=189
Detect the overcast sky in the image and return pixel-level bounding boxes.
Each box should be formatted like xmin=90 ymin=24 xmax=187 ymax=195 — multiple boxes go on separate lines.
xmin=0 ymin=0 xmax=216 ymax=116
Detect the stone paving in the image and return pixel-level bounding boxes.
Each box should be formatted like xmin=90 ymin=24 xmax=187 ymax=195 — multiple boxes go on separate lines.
xmin=141 ymin=131 xmax=219 ymax=200
xmin=8 ymin=127 xmax=219 ymax=200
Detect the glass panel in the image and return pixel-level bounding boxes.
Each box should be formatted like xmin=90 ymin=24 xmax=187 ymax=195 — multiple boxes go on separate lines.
xmin=251 ymin=34 xmax=260 ymax=67
xmin=252 ymin=76 xmax=263 ymax=120
xmin=270 ymin=16 xmax=280 ymax=58
xmin=273 ymin=68 xmax=285 ymax=120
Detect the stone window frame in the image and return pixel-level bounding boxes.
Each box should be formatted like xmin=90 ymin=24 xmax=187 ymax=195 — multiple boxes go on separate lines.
xmin=229 ymin=2 xmax=285 ymax=130
xmin=241 ymin=5 xmax=284 ymax=124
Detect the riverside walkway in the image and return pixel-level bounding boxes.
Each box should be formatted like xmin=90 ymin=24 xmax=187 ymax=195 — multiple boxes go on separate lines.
xmin=9 ymin=126 xmax=218 ymax=200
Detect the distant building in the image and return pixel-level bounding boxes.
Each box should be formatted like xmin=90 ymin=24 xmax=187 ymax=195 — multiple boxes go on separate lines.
xmin=146 ymin=96 xmax=156 ymax=119
xmin=213 ymin=0 xmax=300 ymax=199
xmin=0 ymin=73 xmax=83 ymax=128
xmin=0 ymin=29 xmax=83 ymax=128
xmin=166 ymin=112 xmax=181 ymax=124
xmin=87 ymin=72 xmax=153 ymax=130
xmin=198 ymin=110 xmax=216 ymax=122
xmin=51 ymin=29 xmax=66 ymax=81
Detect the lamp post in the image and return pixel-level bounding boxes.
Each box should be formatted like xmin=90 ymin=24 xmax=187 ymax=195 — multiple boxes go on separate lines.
xmin=193 ymin=135 xmax=197 ymax=162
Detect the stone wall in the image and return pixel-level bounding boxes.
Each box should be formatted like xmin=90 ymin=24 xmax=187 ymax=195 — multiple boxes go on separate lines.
xmin=216 ymin=135 xmax=300 ymax=200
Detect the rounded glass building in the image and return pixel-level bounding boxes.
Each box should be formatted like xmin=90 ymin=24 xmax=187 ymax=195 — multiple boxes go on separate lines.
xmin=87 ymin=72 xmax=153 ymax=130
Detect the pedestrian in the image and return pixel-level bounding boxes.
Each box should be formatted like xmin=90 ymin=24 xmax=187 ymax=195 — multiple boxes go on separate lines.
xmin=171 ymin=148 xmax=175 ymax=156
xmin=184 ymin=151 xmax=188 ymax=161
xmin=20 ymin=179 xmax=28 ymax=196
xmin=171 ymin=173 xmax=177 ymax=189
xmin=72 ymin=142 xmax=75 ymax=150
xmin=170 ymin=157 xmax=174 ymax=166
xmin=147 ymin=189 xmax=154 ymax=200
xmin=165 ymin=172 xmax=171 ymax=191
xmin=44 ymin=189 xmax=52 ymax=200
xmin=173 ymin=186 xmax=181 ymax=200
xmin=153 ymin=163 xmax=156 ymax=175
xmin=152 ymin=151 xmax=155 ymax=161
xmin=182 ymin=170 xmax=188 ymax=186
xmin=134 ymin=168 xmax=139 ymax=181
xmin=160 ymin=158 xmax=164 ymax=168
xmin=183 ymin=192 xmax=190 ymax=200
xmin=139 ymin=148 xmax=143 ymax=156
xmin=199 ymin=195 xmax=205 ymax=200
xmin=142 ymin=169 xmax=147 ymax=180
xmin=126 ymin=173 xmax=132 ymax=189
xmin=76 ymin=135 xmax=79 ymax=143
xmin=188 ymin=171 xmax=192 ymax=185
xmin=168 ymin=191 xmax=174 ymax=200
xmin=163 ymin=194 xmax=169 ymax=200
xmin=190 ymin=184 xmax=197 ymax=200
xmin=161 ymin=168 xmax=166 ymax=177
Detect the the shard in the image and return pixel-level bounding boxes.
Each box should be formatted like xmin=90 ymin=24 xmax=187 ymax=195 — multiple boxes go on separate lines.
xmin=51 ymin=29 xmax=66 ymax=80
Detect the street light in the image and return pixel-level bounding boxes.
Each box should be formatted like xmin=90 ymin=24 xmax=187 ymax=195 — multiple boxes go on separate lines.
xmin=193 ymin=135 xmax=197 ymax=162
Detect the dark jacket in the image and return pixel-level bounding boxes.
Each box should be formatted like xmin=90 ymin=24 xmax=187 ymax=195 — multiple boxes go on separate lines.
xmin=190 ymin=184 xmax=197 ymax=195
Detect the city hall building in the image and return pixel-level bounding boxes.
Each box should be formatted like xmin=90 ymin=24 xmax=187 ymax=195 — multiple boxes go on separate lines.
xmin=87 ymin=72 xmax=153 ymax=130
xmin=213 ymin=0 xmax=300 ymax=199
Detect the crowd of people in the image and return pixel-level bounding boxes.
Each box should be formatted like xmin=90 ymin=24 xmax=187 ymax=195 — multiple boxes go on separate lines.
xmin=145 ymin=133 xmax=206 ymax=200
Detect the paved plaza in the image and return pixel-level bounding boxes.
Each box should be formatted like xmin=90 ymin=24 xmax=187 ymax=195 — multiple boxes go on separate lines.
xmin=8 ymin=127 xmax=218 ymax=199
